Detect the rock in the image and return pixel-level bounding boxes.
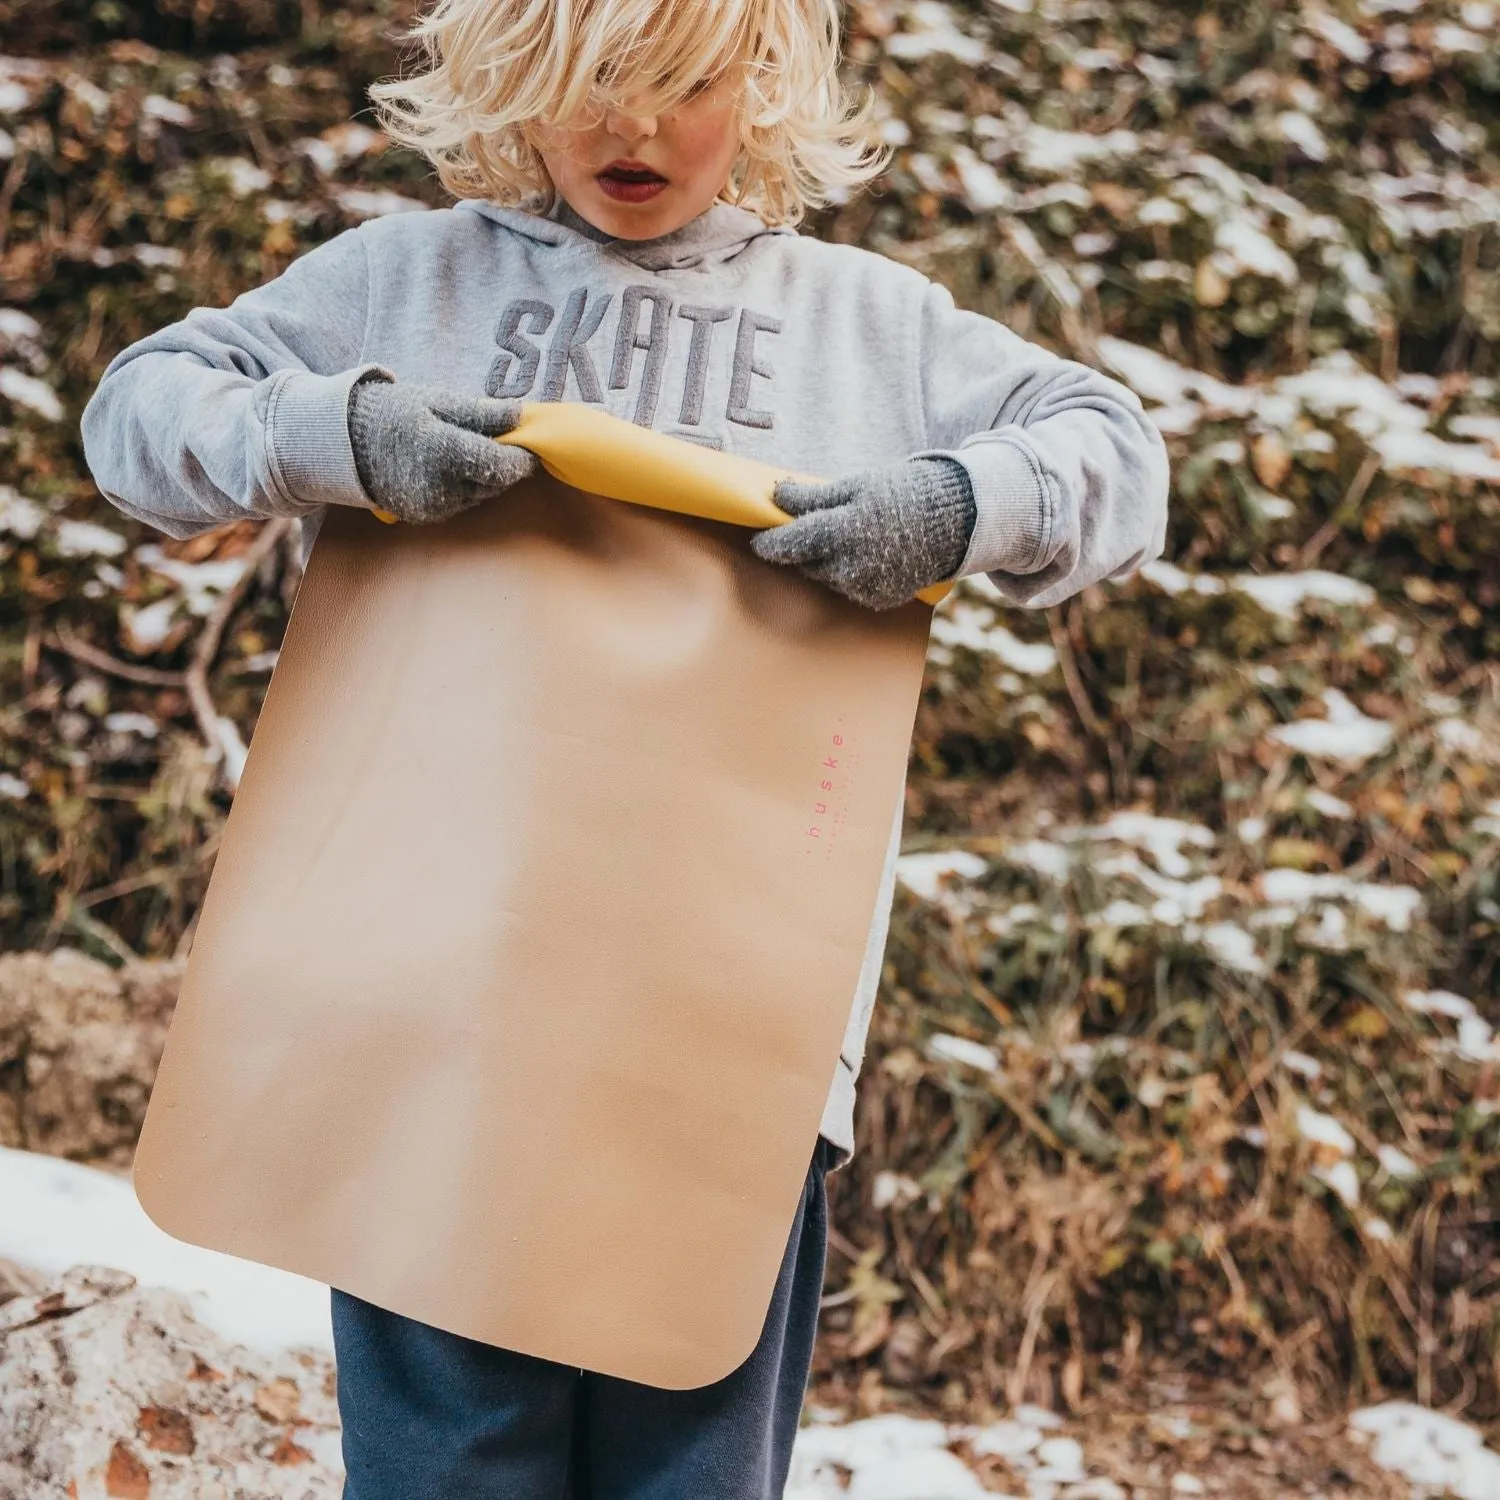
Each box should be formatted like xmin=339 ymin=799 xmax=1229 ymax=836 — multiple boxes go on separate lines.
xmin=0 ymin=950 xmax=182 ymax=1165
xmin=0 ymin=1264 xmax=341 ymax=1498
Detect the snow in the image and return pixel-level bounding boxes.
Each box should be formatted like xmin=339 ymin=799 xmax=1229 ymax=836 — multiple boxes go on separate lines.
xmin=1377 ymin=1144 xmax=1421 ymax=1180
xmin=1315 ymin=1158 xmax=1361 ymax=1209
xmin=1088 ymin=899 xmax=1153 ymax=929
xmin=0 ymin=483 xmax=44 ymax=538
xmin=1450 ymin=414 xmax=1500 ymax=444
xmin=1020 ymin=126 xmax=1141 ymax=177
xmin=1090 ymin=853 xmax=1222 ymax=925
xmin=789 ymin=1416 xmax=967 ymax=1500
xmin=0 ymin=1147 xmax=333 ymax=1356
xmin=1305 ymin=12 xmax=1373 ymax=64
xmin=210 ymin=156 xmax=272 ymax=197
xmin=334 ymin=186 xmax=429 ymax=219
xmin=884 ymin=2 xmax=991 ymax=67
xmin=1351 ymin=1402 xmax=1500 ymax=1500
xmin=1268 ymin=688 xmax=1393 ymax=766
xmin=1096 ymin=337 xmax=1255 ymax=418
xmin=1274 ymin=110 xmax=1330 ymax=162
xmin=1432 ymin=24 xmax=1486 ymax=53
xmin=787 ymin=1409 xmax=1098 ymax=1500
xmin=120 ymin=597 xmax=180 ymax=653
xmin=896 ymin=850 xmax=988 ymax=902
xmin=1402 ymin=990 xmax=1498 ymax=1063
xmin=1305 ymin=789 xmax=1353 ymax=819
xmin=1137 ymin=196 xmax=1185 ymax=226
xmin=297 ymin=122 xmax=382 ymax=175
xmin=103 ymin=712 xmax=159 ymax=738
xmin=53 ymin=519 xmax=128 ymax=558
xmin=871 ymin=1172 xmax=922 ymax=1211
xmin=948 ymin=146 xmax=1013 ymax=212
xmin=1231 ymin=570 xmax=1374 ymax=618
xmin=1103 ymin=338 xmax=1500 ymax=479
xmin=1436 ymin=717 xmax=1489 ymax=760
xmin=1140 ymin=560 xmax=1225 ymax=597
xmin=1213 ymin=219 xmax=1300 ymax=285
xmin=1087 ymin=812 xmax=1214 ymax=879
xmin=213 ymin=713 xmax=250 ymax=788
xmin=1403 ymin=988 xmax=1475 ymax=1022
xmin=1281 ymin=1050 xmax=1322 ymax=1080
xmin=0 ymin=365 xmax=64 ymax=420
xmin=1296 ymin=1105 xmax=1362 ymax=1207
xmin=930 ymin=602 xmax=1057 ymax=675
xmin=1007 ymin=837 xmax=1073 ymax=882
xmin=969 ymin=1419 xmax=1042 ymax=1459
xmin=1260 ymin=868 xmax=1422 ymax=931
xmin=135 ymin=544 xmax=250 ymax=616
xmin=1296 ymin=1105 xmax=1355 ymax=1158
xmin=133 ymin=243 xmax=184 ymax=269
xmin=1033 ymin=1434 xmax=1087 ymax=1482
xmin=141 ymin=93 xmax=194 ymax=126
xmin=1377 ymin=427 xmax=1500 ymax=482
xmin=0 ymin=306 xmax=42 ymax=346
xmin=928 ymin=1034 xmax=1001 ymax=1073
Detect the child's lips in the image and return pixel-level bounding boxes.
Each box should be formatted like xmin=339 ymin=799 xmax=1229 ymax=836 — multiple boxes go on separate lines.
xmin=597 ymin=163 xmax=669 ymax=203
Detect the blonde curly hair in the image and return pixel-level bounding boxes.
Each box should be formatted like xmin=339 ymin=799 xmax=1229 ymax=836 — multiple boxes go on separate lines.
xmin=369 ymin=0 xmax=891 ymax=227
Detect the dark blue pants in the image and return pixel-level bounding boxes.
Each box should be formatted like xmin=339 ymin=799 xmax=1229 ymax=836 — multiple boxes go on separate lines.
xmin=333 ymin=1139 xmax=837 ymax=1498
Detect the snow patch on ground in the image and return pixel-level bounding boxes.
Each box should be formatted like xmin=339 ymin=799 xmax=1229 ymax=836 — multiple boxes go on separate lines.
xmin=0 ymin=1147 xmax=332 ymax=1356
xmin=1351 ymin=1401 xmax=1500 ymax=1500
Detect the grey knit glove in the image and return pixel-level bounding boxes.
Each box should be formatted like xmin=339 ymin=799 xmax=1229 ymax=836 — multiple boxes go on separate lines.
xmin=347 ymin=380 xmax=538 ymax=524
xmin=751 ymin=457 xmax=976 ymax=609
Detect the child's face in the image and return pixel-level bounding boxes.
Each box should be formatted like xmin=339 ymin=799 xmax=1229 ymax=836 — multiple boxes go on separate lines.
xmin=530 ymin=72 xmax=743 ymax=240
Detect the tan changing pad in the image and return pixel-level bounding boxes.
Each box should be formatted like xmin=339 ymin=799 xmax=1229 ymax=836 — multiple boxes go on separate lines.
xmin=134 ymin=404 xmax=934 ymax=1388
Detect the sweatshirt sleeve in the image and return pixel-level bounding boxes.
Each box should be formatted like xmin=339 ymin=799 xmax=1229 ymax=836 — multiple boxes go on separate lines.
xmin=911 ymin=277 xmax=1169 ymax=607
xmin=80 ymin=223 xmax=392 ymax=540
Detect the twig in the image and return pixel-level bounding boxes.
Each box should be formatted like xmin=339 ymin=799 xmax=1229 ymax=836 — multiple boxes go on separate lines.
xmin=47 ymin=625 xmax=187 ymax=687
xmin=184 ymin=519 xmax=291 ymax=778
xmin=21 ymin=613 xmax=41 ymax=691
xmin=1002 ymin=219 xmax=1099 ymax=363
xmin=1297 ymin=450 xmax=1381 ymax=570
xmin=74 ymin=846 xmax=217 ymax=910
xmin=63 ymin=902 xmax=139 ymax=966
xmin=1226 ymin=993 xmax=1336 ymax=1114
xmin=1417 ymin=1188 xmax=1445 ymax=1408
xmin=1046 ymin=608 xmax=1108 ymax=739
xmin=0 ymin=133 xmax=32 ymax=255
xmin=1008 ymin=1266 xmax=1061 ymax=1408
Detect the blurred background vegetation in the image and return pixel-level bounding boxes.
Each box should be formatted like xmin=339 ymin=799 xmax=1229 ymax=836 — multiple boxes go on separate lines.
xmin=0 ymin=0 xmax=1496 ymax=1449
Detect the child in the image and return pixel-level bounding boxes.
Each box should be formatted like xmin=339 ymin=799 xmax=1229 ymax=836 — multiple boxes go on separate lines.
xmin=82 ymin=0 xmax=1169 ymax=1492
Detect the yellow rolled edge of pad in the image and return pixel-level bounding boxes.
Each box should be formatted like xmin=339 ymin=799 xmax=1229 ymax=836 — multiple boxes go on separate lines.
xmin=370 ymin=401 xmax=952 ymax=607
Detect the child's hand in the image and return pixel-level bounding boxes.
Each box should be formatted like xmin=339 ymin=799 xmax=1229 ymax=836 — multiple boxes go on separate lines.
xmin=348 ymin=380 xmax=539 ymax=524
xmin=752 ymin=458 xmax=976 ymax=609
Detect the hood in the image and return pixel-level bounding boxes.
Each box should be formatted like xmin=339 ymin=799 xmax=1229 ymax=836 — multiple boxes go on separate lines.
xmin=455 ymin=192 xmax=793 ymax=272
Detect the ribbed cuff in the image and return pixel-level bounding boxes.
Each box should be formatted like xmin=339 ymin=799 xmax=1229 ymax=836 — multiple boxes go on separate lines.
xmin=911 ymin=433 xmax=1052 ymax=580
xmin=265 ymin=363 xmax=393 ymax=511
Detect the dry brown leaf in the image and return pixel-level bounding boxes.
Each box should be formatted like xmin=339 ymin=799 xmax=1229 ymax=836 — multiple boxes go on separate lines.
xmin=253 ymin=1376 xmax=302 ymax=1425
xmin=104 ymin=1440 xmax=150 ymax=1499
xmin=137 ymin=1405 xmax=195 ymax=1456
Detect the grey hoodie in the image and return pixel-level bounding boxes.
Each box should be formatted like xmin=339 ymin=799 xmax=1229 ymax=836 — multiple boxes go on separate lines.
xmin=81 ymin=192 xmax=1169 ymax=1156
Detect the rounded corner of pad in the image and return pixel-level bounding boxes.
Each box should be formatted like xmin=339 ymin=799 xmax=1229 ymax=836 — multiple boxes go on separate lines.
xmin=127 ymin=1158 xmax=180 ymax=1242
xmin=652 ymin=1310 xmax=775 ymax=1392
xmin=129 ymin=1142 xmax=188 ymax=1238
